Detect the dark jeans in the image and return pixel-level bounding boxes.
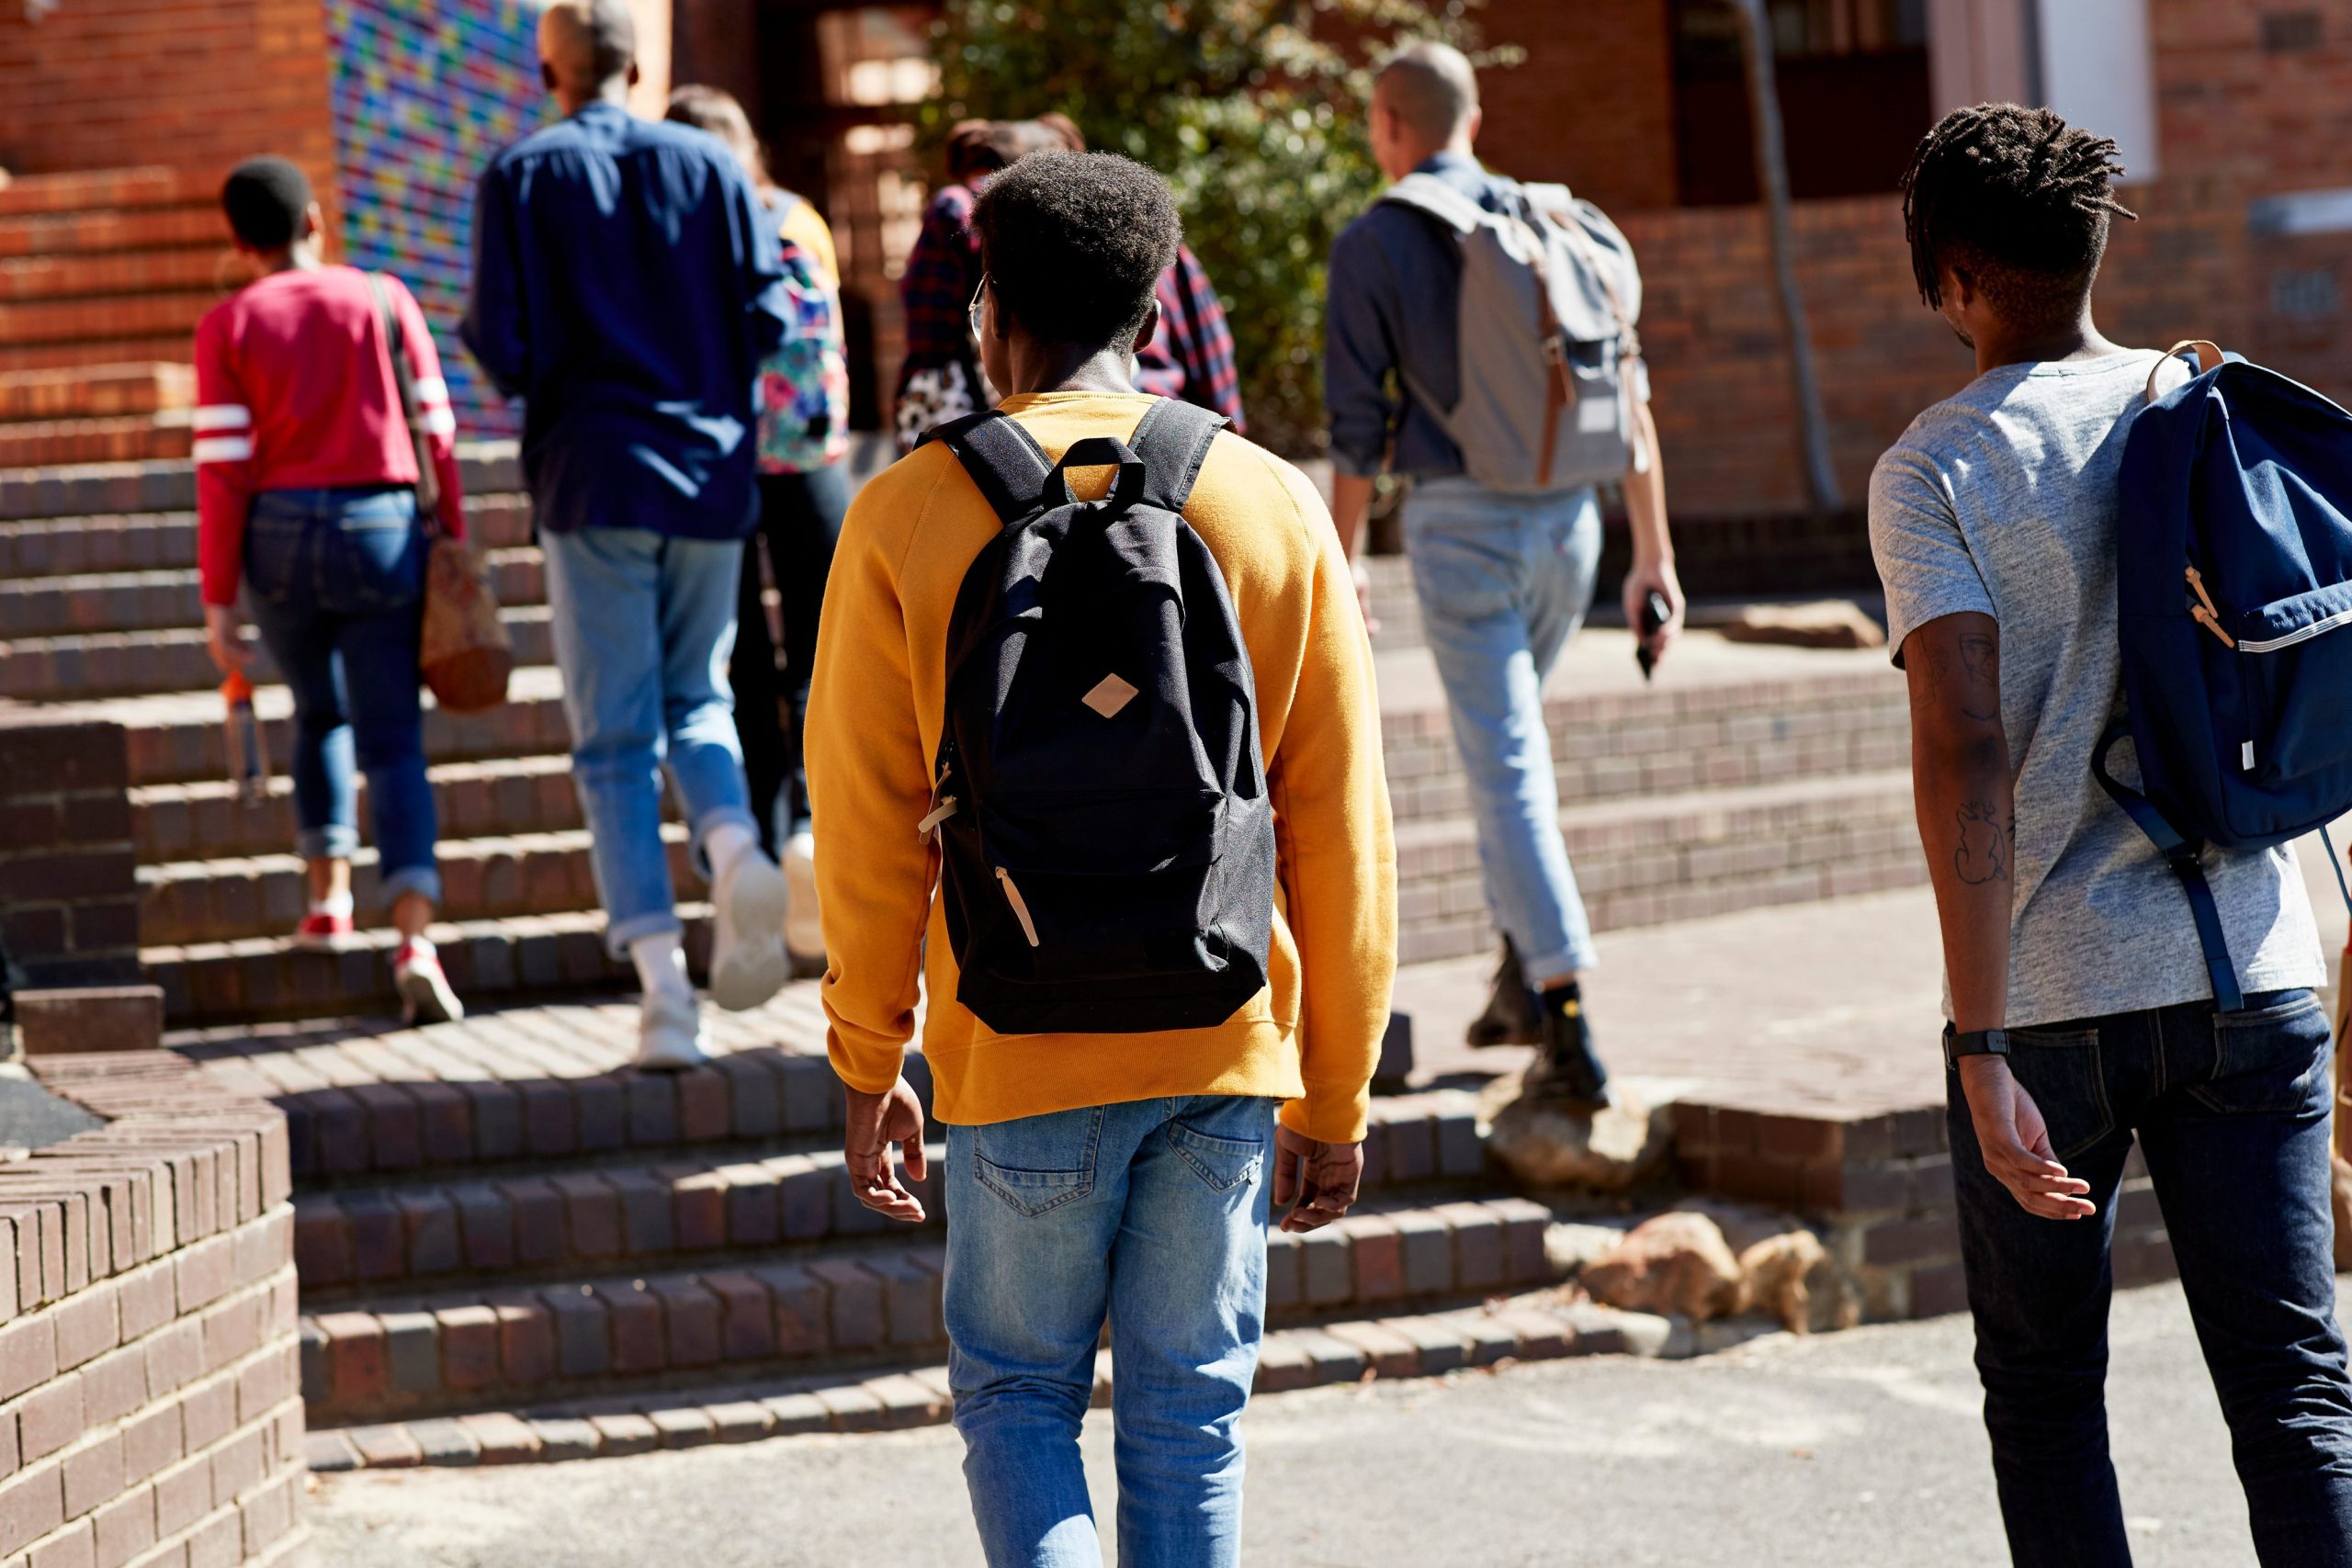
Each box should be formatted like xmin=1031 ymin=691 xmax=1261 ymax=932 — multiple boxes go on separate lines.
xmin=730 ymin=464 xmax=846 ymax=853
xmin=1950 ymin=988 xmax=2352 ymax=1567
xmin=243 ymin=485 xmax=440 ymax=907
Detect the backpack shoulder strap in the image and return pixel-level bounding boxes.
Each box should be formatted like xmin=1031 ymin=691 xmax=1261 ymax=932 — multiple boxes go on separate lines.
xmin=922 ymin=409 xmax=1053 ymax=525
xmin=1125 ymin=397 xmax=1228 ymax=513
xmin=2092 ymin=720 xmax=2245 ymax=1011
xmin=1379 ymin=172 xmax=1490 ymax=236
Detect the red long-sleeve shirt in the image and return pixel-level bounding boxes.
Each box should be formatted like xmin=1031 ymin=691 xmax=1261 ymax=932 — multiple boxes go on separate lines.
xmin=193 ymin=265 xmax=466 ymax=607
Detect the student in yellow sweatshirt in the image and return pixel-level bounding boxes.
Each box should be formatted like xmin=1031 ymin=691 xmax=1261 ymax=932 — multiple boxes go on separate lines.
xmin=806 ymin=150 xmax=1396 ymax=1568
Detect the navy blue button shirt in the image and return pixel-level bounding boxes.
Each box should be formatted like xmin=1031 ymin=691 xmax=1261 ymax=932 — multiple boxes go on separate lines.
xmin=463 ymin=101 xmax=789 ymax=538
xmin=1324 ymin=151 xmax=1525 ymax=481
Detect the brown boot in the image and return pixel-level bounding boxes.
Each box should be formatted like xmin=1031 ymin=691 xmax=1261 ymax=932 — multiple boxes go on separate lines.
xmin=1465 ymin=937 xmax=1543 ymax=1047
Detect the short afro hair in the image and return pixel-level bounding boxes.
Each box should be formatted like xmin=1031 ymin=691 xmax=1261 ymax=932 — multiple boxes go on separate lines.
xmin=1900 ymin=103 xmax=2136 ymax=330
xmin=220 ymin=157 xmax=312 ymax=251
xmin=974 ymin=151 xmax=1180 ymax=350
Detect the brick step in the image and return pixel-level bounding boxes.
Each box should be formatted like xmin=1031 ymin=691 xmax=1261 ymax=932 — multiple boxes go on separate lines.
xmin=0 ymin=167 xmax=207 ymax=218
xmin=1394 ymin=770 xmax=1926 ymax=966
xmin=146 ymin=904 xmax=710 ymax=1027
xmin=0 ymin=289 xmax=217 ymax=350
xmin=0 ymin=247 xmax=227 ymax=304
xmin=0 ymin=412 xmax=188 ymax=470
xmin=292 ymin=1194 xmax=1556 ymax=1425
xmin=140 ymin=821 xmax=684 ymax=947
xmin=134 ymin=754 xmax=586 ymax=863
xmin=304 ymin=1290 xmax=1669 ymax=1471
xmin=0 ymin=335 xmax=199 ymax=374
xmin=1379 ymin=664 xmax=1907 ymax=825
xmin=0 ymin=493 xmax=534 ymax=579
xmin=122 ymin=662 xmax=575 ymax=787
xmin=0 ymin=362 xmax=193 ymax=423
xmin=0 ymin=603 xmax=554 ymax=700
xmin=0 ymin=547 xmax=545 ymax=639
xmin=288 ymin=1096 xmax=1486 ymax=1294
xmin=0 ymin=443 xmax=520 ymax=524
xmin=0 ymin=207 xmax=222 ymax=262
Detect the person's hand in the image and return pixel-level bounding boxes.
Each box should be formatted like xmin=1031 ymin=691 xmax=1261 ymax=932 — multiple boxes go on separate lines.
xmin=1621 ymin=556 xmax=1685 ymax=671
xmin=1272 ymin=1122 xmax=1363 ymax=1233
xmin=204 ymin=604 xmax=253 ymax=677
xmin=844 ymin=1076 xmax=928 ymax=1224
xmin=1958 ymin=1055 xmax=2095 ymax=1220
xmin=1351 ymin=555 xmax=1381 ymax=637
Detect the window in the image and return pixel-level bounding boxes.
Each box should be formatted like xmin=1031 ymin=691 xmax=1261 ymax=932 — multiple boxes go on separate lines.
xmin=1672 ymin=0 xmax=1935 ymax=206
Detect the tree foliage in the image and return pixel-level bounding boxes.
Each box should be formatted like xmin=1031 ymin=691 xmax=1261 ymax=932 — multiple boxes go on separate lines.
xmin=924 ymin=0 xmax=1508 ymax=457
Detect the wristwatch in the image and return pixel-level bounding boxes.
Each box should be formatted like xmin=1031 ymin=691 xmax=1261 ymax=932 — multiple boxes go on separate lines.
xmin=1942 ymin=1022 xmax=2012 ymax=1071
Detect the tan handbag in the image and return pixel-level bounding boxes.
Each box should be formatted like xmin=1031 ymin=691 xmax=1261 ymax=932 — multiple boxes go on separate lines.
xmin=368 ymin=274 xmax=512 ymax=714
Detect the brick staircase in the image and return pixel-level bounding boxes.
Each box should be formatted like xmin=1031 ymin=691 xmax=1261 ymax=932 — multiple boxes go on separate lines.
xmin=0 ymin=424 xmax=1924 ymax=1465
xmin=0 ymin=168 xmax=224 ymax=381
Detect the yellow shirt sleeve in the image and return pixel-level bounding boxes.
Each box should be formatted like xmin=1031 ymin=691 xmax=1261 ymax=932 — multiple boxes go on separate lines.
xmin=1263 ymin=460 xmax=1398 ymax=1143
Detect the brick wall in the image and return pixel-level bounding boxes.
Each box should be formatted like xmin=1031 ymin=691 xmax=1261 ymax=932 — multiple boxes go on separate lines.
xmin=1476 ymin=0 xmax=1678 ymax=213
xmin=0 ymin=1051 xmax=302 ymax=1567
xmin=0 ymin=710 xmax=141 ymax=995
xmin=0 ymin=0 xmax=337 ymax=220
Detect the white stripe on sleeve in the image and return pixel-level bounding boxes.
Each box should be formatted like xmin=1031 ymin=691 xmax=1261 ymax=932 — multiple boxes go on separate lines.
xmin=412 ymin=377 xmax=449 ymax=406
xmin=192 ymin=435 xmax=254 ymax=465
xmin=414 ymin=408 xmax=458 ymax=437
xmin=191 ymin=404 xmax=252 ymax=432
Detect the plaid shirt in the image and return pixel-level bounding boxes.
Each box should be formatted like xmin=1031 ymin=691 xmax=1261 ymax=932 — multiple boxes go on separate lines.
xmin=1138 ymin=243 xmax=1246 ymax=434
xmin=894 ymin=182 xmax=1248 ymax=438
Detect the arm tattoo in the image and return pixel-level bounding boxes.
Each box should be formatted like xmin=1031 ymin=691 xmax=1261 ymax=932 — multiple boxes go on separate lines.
xmin=1910 ymin=644 xmax=1951 ymax=712
xmin=1957 ymin=631 xmax=1999 ymax=723
xmin=1954 ymin=800 xmax=2013 ymax=886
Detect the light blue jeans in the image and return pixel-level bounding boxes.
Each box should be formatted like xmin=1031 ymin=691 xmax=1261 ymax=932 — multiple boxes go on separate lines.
xmin=946 ymin=1094 xmax=1276 ymax=1568
xmin=540 ymin=527 xmax=760 ymax=954
xmin=1404 ymin=476 xmax=1604 ymax=981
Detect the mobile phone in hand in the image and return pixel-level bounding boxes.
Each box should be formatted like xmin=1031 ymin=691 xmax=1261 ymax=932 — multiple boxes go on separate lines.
xmin=1636 ymin=590 xmax=1671 ymax=681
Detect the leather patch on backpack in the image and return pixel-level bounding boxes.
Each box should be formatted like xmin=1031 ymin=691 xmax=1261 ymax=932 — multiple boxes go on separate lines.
xmin=1082 ymin=673 xmax=1139 ymax=718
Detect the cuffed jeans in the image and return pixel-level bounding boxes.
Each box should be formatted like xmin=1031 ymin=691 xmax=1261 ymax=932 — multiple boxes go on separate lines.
xmin=946 ymin=1094 xmax=1275 ymax=1568
xmin=1402 ymin=476 xmax=1602 ymax=980
xmin=541 ymin=526 xmax=759 ymax=955
xmin=243 ymin=485 xmax=441 ymax=908
xmin=1951 ymin=988 xmax=2352 ymax=1567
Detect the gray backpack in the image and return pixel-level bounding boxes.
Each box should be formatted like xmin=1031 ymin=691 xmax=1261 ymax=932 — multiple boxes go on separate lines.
xmin=1381 ymin=172 xmax=1643 ymax=493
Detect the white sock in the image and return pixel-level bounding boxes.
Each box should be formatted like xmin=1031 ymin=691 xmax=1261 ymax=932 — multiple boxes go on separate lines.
xmin=629 ymin=931 xmax=693 ymax=1000
xmin=704 ymin=821 xmax=759 ymax=885
xmin=311 ymin=892 xmax=354 ymax=919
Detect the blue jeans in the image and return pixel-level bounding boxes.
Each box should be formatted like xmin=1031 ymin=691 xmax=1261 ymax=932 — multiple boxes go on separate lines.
xmin=540 ymin=527 xmax=759 ymax=954
xmin=1403 ymin=477 xmax=1602 ymax=979
xmin=946 ymin=1095 xmax=1276 ymax=1568
xmin=243 ymin=486 xmax=440 ymax=908
xmin=1951 ymin=989 xmax=2352 ymax=1567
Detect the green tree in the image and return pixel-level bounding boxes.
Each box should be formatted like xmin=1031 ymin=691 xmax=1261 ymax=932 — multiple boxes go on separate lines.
xmin=925 ymin=0 xmax=1508 ymax=457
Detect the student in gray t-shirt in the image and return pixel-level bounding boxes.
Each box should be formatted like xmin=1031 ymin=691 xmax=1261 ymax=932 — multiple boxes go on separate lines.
xmin=1871 ymin=106 xmax=2352 ymax=1568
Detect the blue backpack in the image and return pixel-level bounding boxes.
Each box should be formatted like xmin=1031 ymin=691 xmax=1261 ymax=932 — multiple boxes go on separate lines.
xmin=2101 ymin=339 xmax=2352 ymax=1011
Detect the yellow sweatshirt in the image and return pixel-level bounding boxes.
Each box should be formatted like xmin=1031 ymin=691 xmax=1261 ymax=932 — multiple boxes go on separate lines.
xmin=807 ymin=390 xmax=1397 ymax=1142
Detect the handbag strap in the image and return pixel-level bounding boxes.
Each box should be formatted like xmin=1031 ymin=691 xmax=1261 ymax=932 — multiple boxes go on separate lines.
xmin=364 ymin=272 xmax=444 ymax=529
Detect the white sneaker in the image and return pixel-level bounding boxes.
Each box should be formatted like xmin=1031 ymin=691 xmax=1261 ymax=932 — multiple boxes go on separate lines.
xmin=636 ymin=987 xmax=707 ymax=1071
xmin=708 ymin=843 xmax=790 ymax=1012
xmin=783 ymin=830 xmax=825 ymax=966
xmin=392 ymin=939 xmax=465 ymax=1026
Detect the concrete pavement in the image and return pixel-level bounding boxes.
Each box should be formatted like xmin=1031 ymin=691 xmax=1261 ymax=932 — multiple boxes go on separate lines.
xmin=310 ymin=1277 xmax=2288 ymax=1568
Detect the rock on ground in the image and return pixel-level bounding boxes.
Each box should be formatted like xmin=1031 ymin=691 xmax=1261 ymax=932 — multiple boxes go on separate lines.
xmin=1579 ymin=1210 xmax=1747 ymax=1323
xmin=1479 ymin=1074 xmax=1674 ymax=1193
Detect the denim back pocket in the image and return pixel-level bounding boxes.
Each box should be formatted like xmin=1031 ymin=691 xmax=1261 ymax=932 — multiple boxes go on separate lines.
xmin=1164 ymin=1116 xmax=1265 ymax=1195
xmin=322 ymin=489 xmax=424 ymax=616
xmin=973 ymin=1105 xmax=1104 ymax=1218
xmin=1999 ymin=1025 xmax=2114 ymax=1163
xmin=241 ymin=501 xmax=313 ymax=607
xmin=2194 ymin=990 xmax=2331 ymax=1116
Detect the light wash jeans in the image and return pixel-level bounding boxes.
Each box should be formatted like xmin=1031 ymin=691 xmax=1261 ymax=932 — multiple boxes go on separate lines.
xmin=1403 ymin=475 xmax=1603 ymax=980
xmin=540 ymin=527 xmax=760 ymax=955
xmin=946 ymin=1094 xmax=1276 ymax=1568
xmin=243 ymin=485 xmax=441 ymax=908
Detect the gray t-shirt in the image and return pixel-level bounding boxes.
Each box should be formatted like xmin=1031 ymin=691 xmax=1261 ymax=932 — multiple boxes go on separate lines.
xmin=1869 ymin=348 xmax=2324 ymax=1026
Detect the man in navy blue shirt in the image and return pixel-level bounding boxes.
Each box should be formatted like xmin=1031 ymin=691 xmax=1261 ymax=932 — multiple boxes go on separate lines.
xmin=464 ymin=0 xmax=794 ymax=1070
xmin=1324 ymin=42 xmax=1684 ymax=1110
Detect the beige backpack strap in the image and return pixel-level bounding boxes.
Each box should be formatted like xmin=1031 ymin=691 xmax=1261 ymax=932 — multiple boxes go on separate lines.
xmin=2146 ymin=339 xmax=2224 ymax=404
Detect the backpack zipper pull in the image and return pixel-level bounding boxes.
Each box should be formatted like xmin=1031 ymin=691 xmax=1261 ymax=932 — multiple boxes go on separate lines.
xmin=996 ymin=867 xmax=1040 ymax=948
xmin=917 ymin=795 xmax=959 ymax=840
xmin=2185 ymin=566 xmax=2239 ymax=649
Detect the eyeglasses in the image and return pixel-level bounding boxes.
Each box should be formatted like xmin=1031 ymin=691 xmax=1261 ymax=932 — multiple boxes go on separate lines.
xmin=967 ymin=275 xmax=989 ymax=343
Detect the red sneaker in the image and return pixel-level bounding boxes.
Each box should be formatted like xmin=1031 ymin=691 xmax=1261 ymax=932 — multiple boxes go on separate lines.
xmin=393 ymin=941 xmax=464 ymax=1026
xmin=292 ymin=910 xmax=353 ymax=951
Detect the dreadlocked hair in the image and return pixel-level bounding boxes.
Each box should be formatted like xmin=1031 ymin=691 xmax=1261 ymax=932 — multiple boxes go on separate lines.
xmin=1901 ymin=103 xmax=2137 ymax=327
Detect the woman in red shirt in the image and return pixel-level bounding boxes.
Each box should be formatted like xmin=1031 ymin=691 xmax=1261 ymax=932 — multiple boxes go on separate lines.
xmin=197 ymin=158 xmax=465 ymax=1024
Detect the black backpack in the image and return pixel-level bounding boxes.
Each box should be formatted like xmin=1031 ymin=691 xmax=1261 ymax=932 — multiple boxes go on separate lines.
xmin=920 ymin=397 xmax=1277 ymax=1034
